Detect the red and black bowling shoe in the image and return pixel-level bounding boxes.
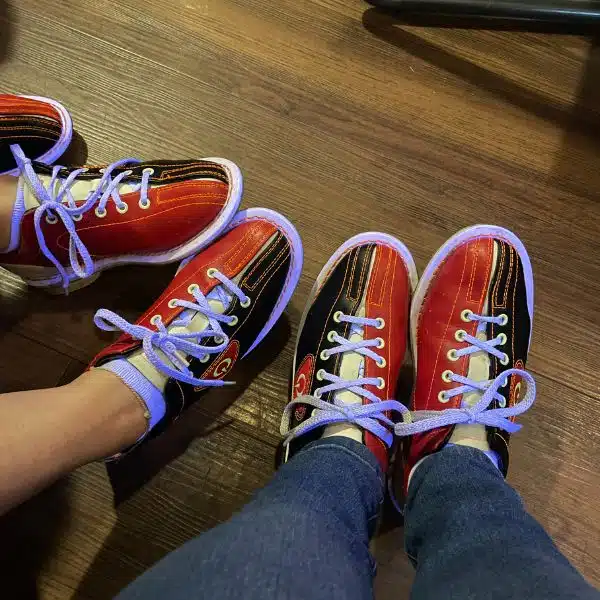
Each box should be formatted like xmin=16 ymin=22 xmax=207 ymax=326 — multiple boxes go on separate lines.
xmin=89 ymin=208 xmax=303 ymax=453
xmin=281 ymin=232 xmax=417 ymax=472
xmin=395 ymin=225 xmax=537 ymax=496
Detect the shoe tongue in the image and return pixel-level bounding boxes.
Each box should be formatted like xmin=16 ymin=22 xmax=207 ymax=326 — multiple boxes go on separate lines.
xmin=462 ymin=324 xmax=491 ymax=407
xmin=168 ymin=285 xmax=233 ymax=337
xmin=334 ymin=305 xmax=366 ymax=407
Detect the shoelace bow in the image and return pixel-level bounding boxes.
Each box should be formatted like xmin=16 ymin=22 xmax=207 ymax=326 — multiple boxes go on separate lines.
xmin=11 ymin=144 xmax=152 ymax=290
xmin=281 ymin=313 xmax=404 ymax=448
xmin=94 ymin=270 xmax=250 ymax=387
xmin=281 ymin=311 xmax=536 ymax=446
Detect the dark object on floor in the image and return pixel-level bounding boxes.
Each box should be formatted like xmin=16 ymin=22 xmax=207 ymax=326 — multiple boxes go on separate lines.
xmin=367 ymin=0 xmax=600 ymax=25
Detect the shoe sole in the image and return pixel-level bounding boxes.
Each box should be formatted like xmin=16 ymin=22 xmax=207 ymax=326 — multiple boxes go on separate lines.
xmin=410 ymin=224 xmax=535 ymax=367
xmin=224 ymin=207 xmax=304 ymax=358
xmin=28 ymin=157 xmax=244 ymax=293
xmin=293 ymin=231 xmax=419 ymax=382
xmin=3 ymin=95 xmax=73 ymax=176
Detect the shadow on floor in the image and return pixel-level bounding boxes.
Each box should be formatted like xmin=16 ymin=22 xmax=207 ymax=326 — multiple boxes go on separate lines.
xmin=362 ymin=8 xmax=600 ymax=200
xmin=0 ymin=480 xmax=70 ymax=600
xmin=0 ymin=0 xmax=13 ymax=64
xmin=551 ymin=36 xmax=600 ymax=200
xmin=60 ymin=130 xmax=89 ymax=166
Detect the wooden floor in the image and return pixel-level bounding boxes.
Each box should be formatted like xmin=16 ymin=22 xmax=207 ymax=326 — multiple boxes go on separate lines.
xmin=1 ymin=0 xmax=600 ymax=598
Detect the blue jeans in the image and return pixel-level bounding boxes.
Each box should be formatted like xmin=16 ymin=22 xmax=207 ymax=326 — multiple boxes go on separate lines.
xmin=117 ymin=439 xmax=599 ymax=600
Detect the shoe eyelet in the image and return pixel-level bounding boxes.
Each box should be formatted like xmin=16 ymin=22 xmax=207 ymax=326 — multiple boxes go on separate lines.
xmin=441 ymin=369 xmax=453 ymax=383
xmin=314 ymin=388 xmax=323 ymax=398
xmin=438 ymin=390 xmax=450 ymax=403
xmin=447 ymin=349 xmax=459 ymax=361
xmin=45 ymin=214 xmax=58 ymax=225
xmin=214 ymin=335 xmax=225 ymax=344
xmin=143 ymin=167 xmax=155 ymax=175
xmin=72 ymin=213 xmax=83 ymax=222
xmin=138 ymin=198 xmax=151 ymax=210
xmin=460 ymin=309 xmax=473 ymax=322
xmin=99 ymin=168 xmax=106 ymax=174
xmin=497 ymin=333 xmax=507 ymax=346
xmin=455 ymin=329 xmax=467 ymax=342
xmin=376 ymin=377 xmax=385 ymax=389
xmin=377 ymin=357 xmax=386 ymax=368
xmin=498 ymin=313 xmax=508 ymax=326
xmin=228 ymin=315 xmax=239 ymax=326
xmin=240 ymin=296 xmax=251 ymax=308
xmin=375 ymin=317 xmax=385 ymax=330
xmin=168 ymin=299 xmax=179 ymax=309
xmin=376 ymin=337 xmax=385 ymax=349
xmin=501 ymin=376 xmax=509 ymax=388
xmin=187 ymin=284 xmax=199 ymax=294
xmin=316 ymin=368 xmax=326 ymax=381
xmin=327 ymin=330 xmax=336 ymax=343
xmin=333 ymin=310 xmax=343 ymax=323
xmin=498 ymin=397 xmax=507 ymax=408
xmin=150 ymin=315 xmax=161 ymax=326
xmin=320 ymin=349 xmax=330 ymax=361
xmin=116 ymin=202 xmax=129 ymax=214
xmin=500 ymin=353 xmax=510 ymax=366
xmin=207 ymin=268 xmax=218 ymax=278
xmin=95 ymin=207 xmax=107 ymax=218
xmin=200 ymin=354 xmax=210 ymax=363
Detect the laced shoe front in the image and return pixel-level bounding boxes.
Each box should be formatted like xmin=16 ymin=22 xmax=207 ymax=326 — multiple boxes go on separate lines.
xmin=1 ymin=145 xmax=242 ymax=292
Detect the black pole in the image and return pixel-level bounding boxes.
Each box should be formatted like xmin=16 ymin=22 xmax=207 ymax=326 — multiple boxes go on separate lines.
xmin=367 ymin=0 xmax=600 ymax=24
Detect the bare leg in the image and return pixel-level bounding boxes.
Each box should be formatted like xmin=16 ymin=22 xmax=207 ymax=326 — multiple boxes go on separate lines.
xmin=0 ymin=369 xmax=147 ymax=514
xmin=0 ymin=175 xmax=17 ymax=249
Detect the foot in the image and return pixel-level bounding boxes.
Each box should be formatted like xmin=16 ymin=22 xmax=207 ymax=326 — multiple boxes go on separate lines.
xmin=0 ymin=95 xmax=72 ymax=176
xmin=0 ymin=145 xmax=242 ymax=291
xmin=280 ymin=232 xmax=417 ymax=471
xmin=88 ymin=208 xmax=303 ymax=455
xmin=396 ymin=225 xmax=537 ymax=494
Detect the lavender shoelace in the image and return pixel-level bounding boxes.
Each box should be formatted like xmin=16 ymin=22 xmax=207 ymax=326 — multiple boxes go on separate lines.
xmin=94 ymin=270 xmax=250 ymax=387
xmin=11 ymin=144 xmax=152 ymax=289
xmin=281 ymin=311 xmax=536 ymax=446
xmin=394 ymin=368 xmax=536 ymax=436
xmin=281 ymin=313 xmax=405 ymax=448
xmin=395 ymin=311 xmax=536 ymax=436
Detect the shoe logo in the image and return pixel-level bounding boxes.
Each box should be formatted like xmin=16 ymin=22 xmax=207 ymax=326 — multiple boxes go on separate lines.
xmin=292 ymin=354 xmax=315 ymax=422
xmin=508 ymin=359 xmax=525 ymax=418
xmin=194 ymin=340 xmax=240 ymax=391
xmin=294 ymin=374 xmax=307 ymax=396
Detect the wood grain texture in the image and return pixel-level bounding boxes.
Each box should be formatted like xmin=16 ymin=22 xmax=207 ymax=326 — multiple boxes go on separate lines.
xmin=0 ymin=0 xmax=599 ymax=597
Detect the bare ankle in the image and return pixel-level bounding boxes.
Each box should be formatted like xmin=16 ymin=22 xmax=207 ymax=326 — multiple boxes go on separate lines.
xmin=68 ymin=368 xmax=150 ymax=459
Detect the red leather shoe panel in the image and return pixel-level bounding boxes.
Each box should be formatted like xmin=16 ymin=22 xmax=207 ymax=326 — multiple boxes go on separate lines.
xmin=363 ymin=243 xmax=411 ymax=469
xmin=0 ymin=95 xmax=61 ymax=121
xmin=90 ymin=218 xmax=277 ymax=365
xmin=406 ymin=237 xmax=494 ymax=478
xmin=1 ymin=181 xmax=230 ymax=266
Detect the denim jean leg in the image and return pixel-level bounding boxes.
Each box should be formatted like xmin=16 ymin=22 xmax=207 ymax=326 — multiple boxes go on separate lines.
xmin=405 ymin=445 xmax=600 ymax=600
xmin=116 ymin=437 xmax=384 ymax=600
